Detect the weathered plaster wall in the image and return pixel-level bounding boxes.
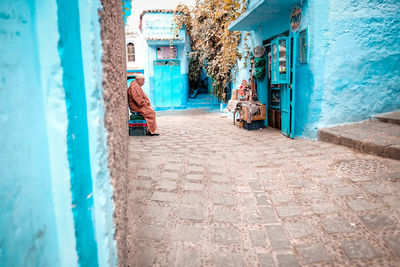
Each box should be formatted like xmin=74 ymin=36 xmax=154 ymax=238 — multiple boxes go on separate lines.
xmin=34 ymin=1 xmax=79 ymax=265
xmin=296 ymin=0 xmax=400 ymax=139
xmin=0 ymin=0 xmax=89 ymax=265
xmin=293 ymin=0 xmax=320 ymax=138
xmin=79 ymin=0 xmax=118 ymax=266
xmin=1 ymin=0 xmax=125 ymax=266
xmin=0 ymin=1 xmax=61 ymax=265
xmin=56 ymin=1 xmax=100 ymax=265
xmin=98 ymin=1 xmax=129 ymax=266
xmin=316 ymin=0 xmax=400 ymax=132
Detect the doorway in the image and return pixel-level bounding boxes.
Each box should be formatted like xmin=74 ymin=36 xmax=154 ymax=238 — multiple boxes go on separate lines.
xmin=264 ymin=32 xmax=294 ymax=138
xmin=153 ymin=60 xmax=182 ymax=107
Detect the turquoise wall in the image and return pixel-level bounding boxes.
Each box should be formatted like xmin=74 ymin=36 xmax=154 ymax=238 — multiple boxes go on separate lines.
xmin=293 ymin=0 xmax=320 ymax=138
xmin=0 ymin=1 xmax=61 ymax=265
xmin=79 ymin=0 xmax=117 ymax=265
xmin=315 ymin=0 xmax=400 ymax=135
xmin=56 ymin=1 xmax=99 ymax=265
xmin=295 ymin=0 xmax=400 ymax=138
xmin=0 ymin=0 xmax=116 ymax=266
xmin=141 ymin=12 xmax=190 ymax=110
xmin=35 ymin=1 xmax=79 ymax=265
xmin=232 ymin=0 xmax=400 ymax=139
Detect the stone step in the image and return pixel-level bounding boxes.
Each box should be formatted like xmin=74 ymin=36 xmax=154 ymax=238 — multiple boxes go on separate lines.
xmin=373 ymin=111 xmax=400 ymax=125
xmin=187 ymin=94 xmax=221 ymax=109
xmin=187 ymin=99 xmax=218 ymax=104
xmin=186 ymin=104 xmax=220 ymax=110
xmin=187 ymin=100 xmax=218 ymax=104
xmin=318 ymin=120 xmax=400 ymax=160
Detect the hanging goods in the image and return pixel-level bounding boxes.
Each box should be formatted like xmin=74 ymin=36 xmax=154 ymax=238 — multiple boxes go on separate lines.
xmin=253 ymin=58 xmax=266 ymax=79
xmin=253 ymin=46 xmax=266 ymax=58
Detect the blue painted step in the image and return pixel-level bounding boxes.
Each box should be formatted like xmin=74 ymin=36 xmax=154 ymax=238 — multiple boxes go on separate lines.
xmin=186 ymin=93 xmax=220 ymax=109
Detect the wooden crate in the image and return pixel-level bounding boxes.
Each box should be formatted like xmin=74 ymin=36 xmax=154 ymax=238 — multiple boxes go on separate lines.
xmin=243 ymin=104 xmax=266 ymax=121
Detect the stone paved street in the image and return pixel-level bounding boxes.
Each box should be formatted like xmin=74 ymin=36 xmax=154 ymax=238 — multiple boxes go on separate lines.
xmin=127 ymin=109 xmax=400 ymax=267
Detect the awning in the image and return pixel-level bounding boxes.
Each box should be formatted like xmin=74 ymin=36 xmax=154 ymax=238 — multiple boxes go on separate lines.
xmin=228 ymin=0 xmax=300 ymax=31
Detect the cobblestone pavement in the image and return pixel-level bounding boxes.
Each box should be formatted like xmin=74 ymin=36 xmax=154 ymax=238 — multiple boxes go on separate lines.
xmin=127 ymin=109 xmax=400 ymax=267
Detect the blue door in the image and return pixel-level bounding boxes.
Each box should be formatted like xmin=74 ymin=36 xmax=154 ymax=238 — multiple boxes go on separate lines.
xmin=271 ymin=37 xmax=292 ymax=137
xmin=280 ymin=84 xmax=290 ymax=136
xmin=154 ymin=60 xmax=182 ymax=108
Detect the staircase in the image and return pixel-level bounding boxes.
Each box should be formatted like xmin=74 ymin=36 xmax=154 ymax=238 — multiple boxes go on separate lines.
xmin=318 ymin=111 xmax=400 ymax=160
xmin=186 ymin=93 xmax=221 ymax=110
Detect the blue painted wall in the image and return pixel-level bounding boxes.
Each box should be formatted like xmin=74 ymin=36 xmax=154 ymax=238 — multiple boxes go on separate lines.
xmin=315 ymin=0 xmax=400 ymax=135
xmin=0 ymin=1 xmax=61 ymax=265
xmin=141 ymin=12 xmax=190 ymax=110
xmin=294 ymin=0 xmax=400 ymax=138
xmin=79 ymin=0 xmax=117 ymax=266
xmin=0 ymin=0 xmax=117 ymax=266
xmin=232 ymin=0 xmax=400 ymax=139
xmin=35 ymin=1 xmax=79 ymax=265
xmin=56 ymin=1 xmax=99 ymax=265
xmin=293 ymin=0 xmax=320 ymax=138
xmin=121 ymin=0 xmax=132 ymax=25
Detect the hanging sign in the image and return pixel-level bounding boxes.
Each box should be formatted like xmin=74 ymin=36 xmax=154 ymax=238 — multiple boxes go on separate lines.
xmin=290 ymin=6 xmax=302 ymax=32
xmin=157 ymin=46 xmax=177 ymax=60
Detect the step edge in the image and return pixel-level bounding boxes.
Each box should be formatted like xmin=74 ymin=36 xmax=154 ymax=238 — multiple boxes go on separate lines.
xmin=319 ymin=129 xmax=400 ymax=160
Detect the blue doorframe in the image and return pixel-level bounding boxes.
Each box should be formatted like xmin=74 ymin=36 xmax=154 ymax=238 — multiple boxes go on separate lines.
xmin=268 ymin=32 xmax=297 ymax=138
xmin=271 ymin=36 xmax=291 ymax=137
xmin=153 ymin=60 xmax=182 ymax=108
xmin=290 ymin=31 xmax=298 ymax=138
xmin=281 ymin=84 xmax=291 ymax=137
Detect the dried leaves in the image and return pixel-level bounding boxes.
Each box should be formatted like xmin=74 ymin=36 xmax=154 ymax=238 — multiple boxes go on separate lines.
xmin=172 ymin=0 xmax=248 ymax=100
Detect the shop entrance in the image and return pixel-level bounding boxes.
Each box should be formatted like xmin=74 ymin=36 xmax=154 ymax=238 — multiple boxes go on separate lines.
xmin=265 ymin=32 xmax=294 ymax=137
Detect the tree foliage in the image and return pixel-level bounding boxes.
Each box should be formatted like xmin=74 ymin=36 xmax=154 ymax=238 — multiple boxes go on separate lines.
xmin=188 ymin=55 xmax=202 ymax=93
xmin=172 ymin=0 xmax=249 ymax=101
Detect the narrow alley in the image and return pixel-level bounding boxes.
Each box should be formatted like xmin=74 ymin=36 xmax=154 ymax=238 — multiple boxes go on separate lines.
xmin=127 ymin=109 xmax=400 ymax=266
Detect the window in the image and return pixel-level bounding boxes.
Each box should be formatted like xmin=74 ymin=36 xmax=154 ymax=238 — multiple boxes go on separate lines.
xmin=156 ymin=46 xmax=177 ymax=60
xmin=278 ymin=39 xmax=287 ymax=75
xmin=127 ymin=43 xmax=135 ymax=62
xmin=299 ymin=29 xmax=308 ymax=64
xmin=272 ymin=43 xmax=277 ymax=82
xmin=271 ymin=37 xmax=290 ymax=84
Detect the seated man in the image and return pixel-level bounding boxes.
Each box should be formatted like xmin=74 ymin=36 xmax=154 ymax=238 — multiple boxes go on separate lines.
xmin=127 ymin=74 xmax=159 ymax=136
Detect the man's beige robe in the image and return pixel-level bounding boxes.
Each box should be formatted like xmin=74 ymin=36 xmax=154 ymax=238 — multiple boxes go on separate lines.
xmin=127 ymin=80 xmax=158 ymax=134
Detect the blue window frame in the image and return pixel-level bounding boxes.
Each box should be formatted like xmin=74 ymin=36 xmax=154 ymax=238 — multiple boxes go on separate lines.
xmin=271 ymin=37 xmax=290 ymax=84
xmin=299 ymin=29 xmax=308 ymax=64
